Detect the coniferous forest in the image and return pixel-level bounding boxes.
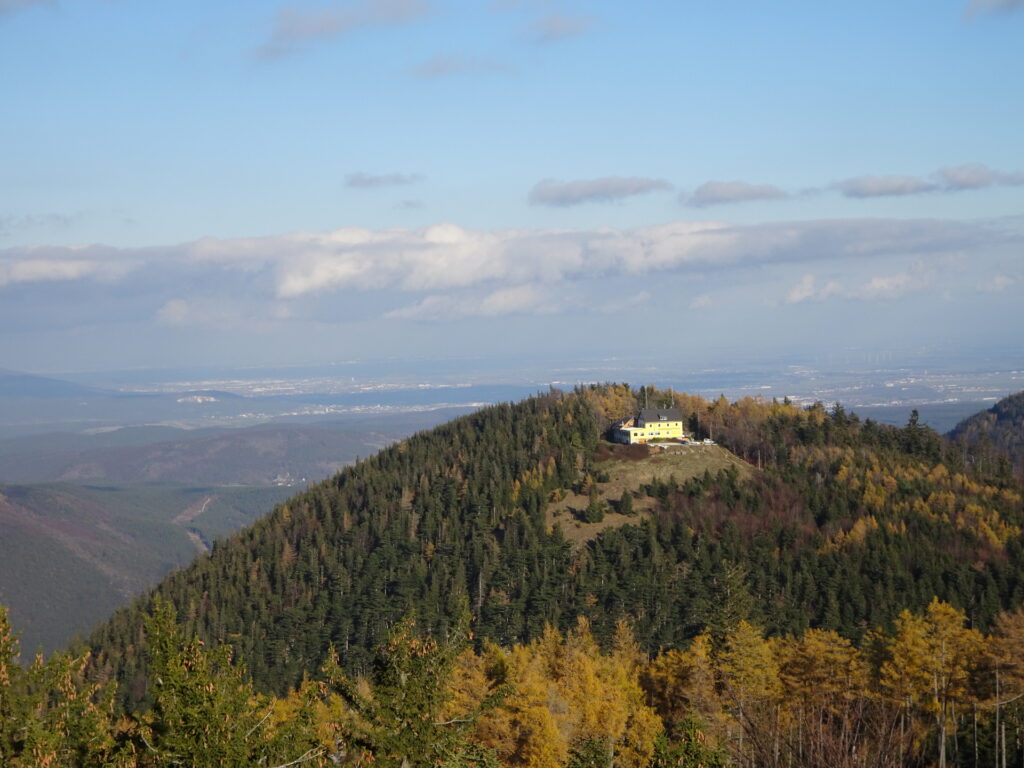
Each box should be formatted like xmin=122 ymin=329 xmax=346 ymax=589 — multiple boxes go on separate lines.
xmin=3 ymin=384 xmax=1024 ymax=767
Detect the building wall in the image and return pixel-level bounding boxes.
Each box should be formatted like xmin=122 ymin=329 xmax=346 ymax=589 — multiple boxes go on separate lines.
xmin=620 ymin=420 xmax=684 ymax=444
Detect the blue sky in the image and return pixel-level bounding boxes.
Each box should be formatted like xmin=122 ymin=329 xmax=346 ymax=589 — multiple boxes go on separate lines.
xmin=1 ymin=0 xmax=1022 ymax=374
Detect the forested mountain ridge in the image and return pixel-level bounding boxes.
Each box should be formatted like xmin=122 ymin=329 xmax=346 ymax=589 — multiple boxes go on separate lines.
xmin=949 ymin=389 xmax=1024 ymax=478
xmin=83 ymin=385 xmax=1024 ymax=704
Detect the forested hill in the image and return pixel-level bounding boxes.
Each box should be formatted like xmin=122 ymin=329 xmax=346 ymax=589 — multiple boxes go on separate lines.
xmin=949 ymin=389 xmax=1024 ymax=477
xmin=86 ymin=385 xmax=1024 ymax=698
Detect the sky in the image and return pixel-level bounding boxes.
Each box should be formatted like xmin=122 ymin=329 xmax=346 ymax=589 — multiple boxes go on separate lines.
xmin=1 ymin=0 xmax=1022 ymax=375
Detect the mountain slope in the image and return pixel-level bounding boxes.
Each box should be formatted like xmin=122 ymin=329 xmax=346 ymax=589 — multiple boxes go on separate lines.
xmin=86 ymin=386 xmax=1024 ymax=697
xmin=0 ymin=483 xmax=295 ymax=653
xmin=0 ymin=368 xmax=105 ymax=398
xmin=949 ymin=389 xmax=1024 ymax=476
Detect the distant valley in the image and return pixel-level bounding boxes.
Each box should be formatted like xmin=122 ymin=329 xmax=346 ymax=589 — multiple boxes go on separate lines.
xmin=0 ymin=404 xmax=476 ymax=654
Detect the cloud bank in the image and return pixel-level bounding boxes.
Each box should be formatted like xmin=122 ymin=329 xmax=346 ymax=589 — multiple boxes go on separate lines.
xmin=5 ymin=218 xmax=1012 ymax=298
xmin=1 ymin=216 xmax=1018 ymax=325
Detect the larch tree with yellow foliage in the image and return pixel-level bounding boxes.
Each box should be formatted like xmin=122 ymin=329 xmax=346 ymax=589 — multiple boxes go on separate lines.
xmin=879 ymin=599 xmax=983 ymax=768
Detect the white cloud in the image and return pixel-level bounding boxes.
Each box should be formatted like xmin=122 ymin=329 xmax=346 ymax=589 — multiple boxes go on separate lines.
xmin=978 ymin=274 xmax=1016 ymax=292
xmin=477 ymin=284 xmax=556 ymax=316
xmin=785 ymin=274 xmax=842 ymax=304
xmin=686 ymin=180 xmax=787 ymax=207
xmin=689 ymin=294 xmax=713 ymax=310
xmin=936 ymin=163 xmax=1002 ymax=190
xmin=265 ymin=220 xmax=737 ymax=298
xmin=854 ymin=272 xmax=917 ymax=300
xmin=529 ymin=177 xmax=673 ymax=206
xmin=640 ymin=163 xmax=1024 ymax=209
xmin=0 ymin=255 xmax=129 ymax=287
xmin=834 ymin=175 xmax=938 ymax=199
xmin=936 ymin=163 xmax=1024 ymax=190
xmin=786 ymin=264 xmax=938 ymax=303
xmin=785 ymin=275 xmax=816 ymax=304
xmin=832 ymin=163 xmax=1024 ymax=199
xmin=255 ymin=0 xmax=430 ymax=59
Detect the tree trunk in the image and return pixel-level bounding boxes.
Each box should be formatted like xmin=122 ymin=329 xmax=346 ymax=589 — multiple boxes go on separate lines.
xmin=975 ymin=704 xmax=979 ymax=768
xmin=940 ymin=712 xmax=948 ymax=768
xmin=997 ymin=670 xmax=1001 ymax=768
xmin=954 ymin=701 xmax=960 ymax=767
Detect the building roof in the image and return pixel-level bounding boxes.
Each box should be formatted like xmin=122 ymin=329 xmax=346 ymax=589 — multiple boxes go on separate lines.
xmin=638 ymin=407 xmax=683 ymax=423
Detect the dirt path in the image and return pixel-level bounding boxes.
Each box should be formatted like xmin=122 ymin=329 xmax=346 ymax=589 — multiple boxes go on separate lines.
xmin=174 ymin=495 xmax=215 ymax=553
xmin=174 ymin=495 xmax=214 ymax=525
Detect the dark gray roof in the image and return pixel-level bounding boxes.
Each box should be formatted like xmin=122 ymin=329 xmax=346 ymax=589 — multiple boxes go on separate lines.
xmin=639 ymin=407 xmax=683 ymax=423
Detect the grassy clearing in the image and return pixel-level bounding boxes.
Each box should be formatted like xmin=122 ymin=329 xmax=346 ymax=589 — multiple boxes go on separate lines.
xmin=546 ymin=442 xmax=752 ymax=547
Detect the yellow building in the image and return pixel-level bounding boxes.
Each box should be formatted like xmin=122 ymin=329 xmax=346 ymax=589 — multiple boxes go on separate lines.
xmin=615 ymin=407 xmax=687 ymax=444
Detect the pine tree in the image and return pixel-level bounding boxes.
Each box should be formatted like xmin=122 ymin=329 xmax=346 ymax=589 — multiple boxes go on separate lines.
xmin=134 ymin=598 xmax=322 ymax=767
xmin=618 ymin=490 xmax=634 ymax=516
xmin=326 ymin=613 xmax=500 ymax=768
xmin=0 ymin=606 xmax=22 ymax=763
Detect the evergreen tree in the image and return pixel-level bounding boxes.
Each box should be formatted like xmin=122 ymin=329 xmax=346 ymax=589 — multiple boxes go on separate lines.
xmin=326 ymin=613 xmax=501 ymax=768
xmin=618 ymin=490 xmax=633 ymax=516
